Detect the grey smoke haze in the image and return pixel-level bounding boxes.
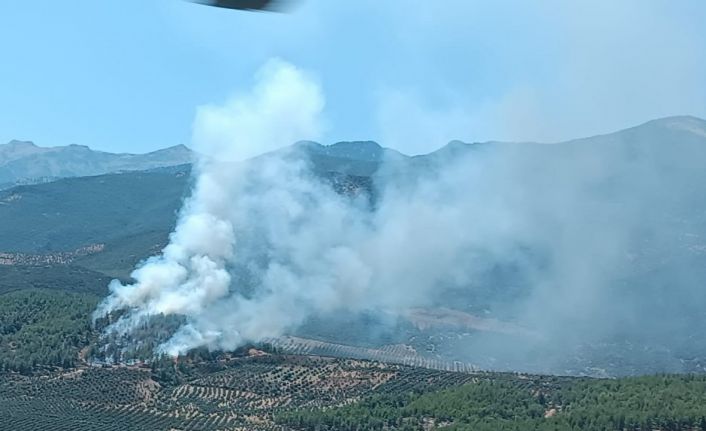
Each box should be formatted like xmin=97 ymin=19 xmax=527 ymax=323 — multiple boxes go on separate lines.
xmin=95 ymin=59 xmax=706 ymax=374
xmin=343 ymin=0 xmax=706 ymax=154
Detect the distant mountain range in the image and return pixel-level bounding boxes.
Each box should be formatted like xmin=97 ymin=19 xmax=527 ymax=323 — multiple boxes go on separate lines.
xmin=1 ymin=115 xmax=705 ymax=263
xmin=5 ymin=115 xmax=704 ymax=189
xmin=0 ymin=140 xmax=194 ymax=189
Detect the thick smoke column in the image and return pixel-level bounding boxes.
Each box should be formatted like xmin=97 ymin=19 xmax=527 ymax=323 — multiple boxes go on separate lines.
xmin=95 ymin=58 xmax=511 ymax=357
xmin=95 ymin=59 xmax=327 ymax=355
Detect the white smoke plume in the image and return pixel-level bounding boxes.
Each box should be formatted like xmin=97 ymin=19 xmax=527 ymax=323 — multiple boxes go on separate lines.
xmin=95 ymin=58 xmax=706 ymax=375
xmin=94 ymin=58 xmax=329 ymax=355
xmin=95 ymin=58 xmax=514 ymax=357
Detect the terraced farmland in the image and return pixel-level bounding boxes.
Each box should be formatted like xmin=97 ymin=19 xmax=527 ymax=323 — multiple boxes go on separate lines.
xmin=0 ymin=354 xmax=480 ymax=431
xmin=266 ymin=336 xmax=479 ymax=373
xmin=5 ymin=352 xmax=702 ymax=431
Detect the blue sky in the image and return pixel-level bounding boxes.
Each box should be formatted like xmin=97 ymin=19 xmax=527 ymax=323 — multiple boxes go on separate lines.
xmin=1 ymin=0 xmax=705 ymax=155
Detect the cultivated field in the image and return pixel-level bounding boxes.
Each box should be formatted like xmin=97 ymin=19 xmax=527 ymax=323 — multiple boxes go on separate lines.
xmin=0 ymin=354 xmax=483 ymax=431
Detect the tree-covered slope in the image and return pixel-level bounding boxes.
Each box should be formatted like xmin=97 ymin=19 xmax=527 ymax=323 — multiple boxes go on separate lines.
xmin=276 ymin=374 xmax=706 ymax=431
xmin=0 ymin=165 xmax=191 ymax=254
xmin=0 ymin=289 xmax=98 ymax=373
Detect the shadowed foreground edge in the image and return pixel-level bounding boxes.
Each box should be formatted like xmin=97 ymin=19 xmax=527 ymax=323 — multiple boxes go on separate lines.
xmin=192 ymin=0 xmax=294 ymax=12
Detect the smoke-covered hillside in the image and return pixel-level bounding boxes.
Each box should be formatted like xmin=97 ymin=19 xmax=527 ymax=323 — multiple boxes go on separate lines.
xmin=2 ymin=115 xmax=706 ymax=375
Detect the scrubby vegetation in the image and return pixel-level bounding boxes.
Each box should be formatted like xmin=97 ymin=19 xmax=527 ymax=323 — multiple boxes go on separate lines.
xmin=0 ymin=265 xmax=112 ymax=296
xmin=0 ymin=169 xmax=188 ymax=255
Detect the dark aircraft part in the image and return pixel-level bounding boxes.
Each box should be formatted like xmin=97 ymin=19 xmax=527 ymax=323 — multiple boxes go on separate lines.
xmin=193 ymin=0 xmax=292 ymax=11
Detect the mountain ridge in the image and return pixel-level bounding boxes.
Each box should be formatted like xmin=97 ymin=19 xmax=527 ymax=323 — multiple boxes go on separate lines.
xmin=0 ymin=141 xmax=194 ymax=188
xmin=2 ymin=115 xmax=704 ymax=260
xmin=4 ymin=115 xmax=704 ymax=188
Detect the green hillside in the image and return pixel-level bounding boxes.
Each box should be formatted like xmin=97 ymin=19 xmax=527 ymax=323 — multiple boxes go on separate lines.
xmin=276 ymin=373 xmax=706 ymax=431
xmin=0 ymin=289 xmax=99 ymax=373
xmin=0 ymin=165 xmax=190 ymax=254
xmin=0 ymin=265 xmax=112 ymax=296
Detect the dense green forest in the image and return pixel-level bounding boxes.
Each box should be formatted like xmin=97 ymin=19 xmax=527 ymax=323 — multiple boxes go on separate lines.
xmin=276 ymin=375 xmax=706 ymax=431
xmin=0 ymin=289 xmax=98 ymax=373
